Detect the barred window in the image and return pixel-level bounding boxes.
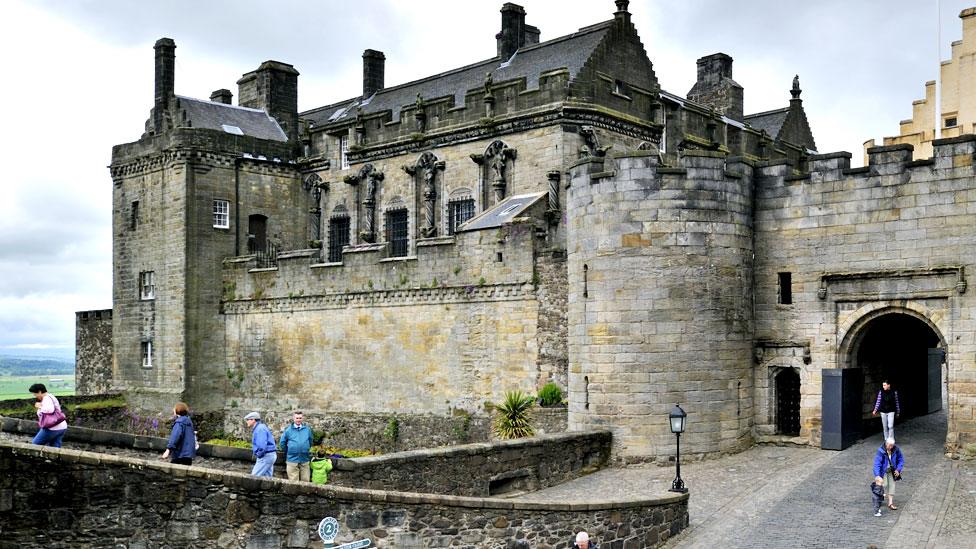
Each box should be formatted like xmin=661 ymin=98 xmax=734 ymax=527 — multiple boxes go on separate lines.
xmin=141 ymin=340 xmax=153 ymax=369
xmin=339 ymin=135 xmax=349 ymax=170
xmin=386 ymin=209 xmax=409 ymax=258
xmin=139 ymin=271 xmax=155 ymax=300
xmin=448 ymin=199 xmax=476 ymax=234
xmin=213 ymin=199 xmax=230 ymax=228
xmin=327 ymin=217 xmax=350 ymax=263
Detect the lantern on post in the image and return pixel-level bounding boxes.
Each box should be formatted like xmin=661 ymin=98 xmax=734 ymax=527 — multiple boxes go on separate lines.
xmin=668 ymin=403 xmax=688 ymax=493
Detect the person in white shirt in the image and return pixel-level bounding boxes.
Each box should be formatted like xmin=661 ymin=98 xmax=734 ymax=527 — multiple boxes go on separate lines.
xmin=29 ymin=383 xmax=68 ymax=447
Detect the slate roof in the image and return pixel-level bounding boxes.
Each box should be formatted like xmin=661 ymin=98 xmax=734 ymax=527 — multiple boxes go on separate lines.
xmin=176 ymin=95 xmax=288 ymax=142
xmin=301 ymin=21 xmax=614 ymax=128
xmin=743 ymin=107 xmax=790 ymax=138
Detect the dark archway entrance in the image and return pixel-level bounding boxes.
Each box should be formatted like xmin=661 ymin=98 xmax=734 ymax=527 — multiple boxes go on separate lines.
xmin=849 ymin=312 xmax=944 ymax=424
xmin=775 ymin=368 xmax=800 ymax=436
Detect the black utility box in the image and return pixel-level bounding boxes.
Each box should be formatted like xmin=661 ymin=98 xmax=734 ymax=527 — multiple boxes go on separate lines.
xmin=821 ymin=368 xmax=863 ymax=450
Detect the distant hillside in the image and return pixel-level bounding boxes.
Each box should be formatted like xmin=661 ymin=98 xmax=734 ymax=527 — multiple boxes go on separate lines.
xmin=0 ymin=357 xmax=74 ymax=376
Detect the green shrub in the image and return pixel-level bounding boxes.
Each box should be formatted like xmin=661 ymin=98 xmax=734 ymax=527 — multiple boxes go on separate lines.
xmin=204 ymin=438 xmax=252 ymax=449
xmin=383 ymin=415 xmax=400 ymax=447
xmin=537 ymin=383 xmax=564 ymax=407
xmin=492 ymin=390 xmax=535 ymax=439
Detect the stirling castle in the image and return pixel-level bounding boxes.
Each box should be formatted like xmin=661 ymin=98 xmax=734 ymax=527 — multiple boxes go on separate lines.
xmin=84 ymin=1 xmax=976 ymax=461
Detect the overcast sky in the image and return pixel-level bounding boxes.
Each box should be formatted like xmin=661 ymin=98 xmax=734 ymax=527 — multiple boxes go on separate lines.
xmin=1 ymin=0 xmax=972 ymax=357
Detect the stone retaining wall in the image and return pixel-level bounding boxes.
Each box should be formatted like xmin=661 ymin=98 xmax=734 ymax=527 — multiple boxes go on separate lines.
xmin=0 ymin=439 xmax=689 ymax=548
xmin=330 ymin=430 xmax=610 ymax=496
xmin=1 ymin=417 xmax=600 ymax=497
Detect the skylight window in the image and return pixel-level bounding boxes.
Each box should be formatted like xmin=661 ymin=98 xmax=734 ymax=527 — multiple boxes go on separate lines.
xmin=221 ymin=124 xmax=244 ymax=135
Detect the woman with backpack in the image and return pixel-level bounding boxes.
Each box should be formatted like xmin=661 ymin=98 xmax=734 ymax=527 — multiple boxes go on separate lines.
xmin=29 ymin=383 xmax=68 ymax=447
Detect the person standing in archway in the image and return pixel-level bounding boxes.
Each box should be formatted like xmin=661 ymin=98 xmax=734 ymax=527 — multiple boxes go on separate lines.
xmin=871 ymin=380 xmax=900 ymax=441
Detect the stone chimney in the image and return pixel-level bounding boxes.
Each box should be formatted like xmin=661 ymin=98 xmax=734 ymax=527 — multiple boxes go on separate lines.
xmin=153 ymin=38 xmax=176 ymax=134
xmin=210 ymin=89 xmax=233 ymax=104
xmin=362 ymin=49 xmax=385 ymax=98
xmin=686 ymin=52 xmax=744 ymax=121
xmin=496 ymin=3 xmax=526 ymax=60
xmin=237 ymin=60 xmax=300 ymax=142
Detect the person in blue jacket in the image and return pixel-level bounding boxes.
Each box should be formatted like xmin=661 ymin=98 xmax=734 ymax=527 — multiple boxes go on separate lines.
xmin=244 ymin=411 xmax=277 ymax=477
xmin=161 ymin=402 xmax=196 ymax=465
xmin=279 ymin=410 xmax=315 ymax=482
xmin=872 ymin=437 xmax=905 ymax=515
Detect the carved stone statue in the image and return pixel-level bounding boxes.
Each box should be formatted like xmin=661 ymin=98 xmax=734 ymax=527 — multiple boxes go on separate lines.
xmin=477 ymin=141 xmax=516 ymax=205
xmin=344 ymin=164 xmax=383 ymax=243
xmin=483 ymin=72 xmax=494 ymax=96
xmin=579 ymin=125 xmax=611 ymax=158
xmin=405 ymin=152 xmax=444 ymax=238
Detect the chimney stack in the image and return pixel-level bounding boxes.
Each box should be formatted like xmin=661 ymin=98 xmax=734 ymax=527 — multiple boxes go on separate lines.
xmin=237 ymin=61 xmax=300 ymax=142
xmin=153 ymin=38 xmax=176 ymax=133
xmin=496 ymin=3 xmax=526 ymax=60
xmin=686 ymin=53 xmax=744 ymax=121
xmin=210 ymin=89 xmax=233 ymax=104
xmin=362 ymin=49 xmax=385 ymax=98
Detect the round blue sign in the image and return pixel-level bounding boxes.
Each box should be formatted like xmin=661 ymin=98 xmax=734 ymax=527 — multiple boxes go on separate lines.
xmin=318 ymin=517 xmax=339 ymax=542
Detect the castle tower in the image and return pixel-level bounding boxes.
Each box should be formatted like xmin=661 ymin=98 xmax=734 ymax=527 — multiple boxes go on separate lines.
xmin=566 ymin=151 xmax=755 ymax=461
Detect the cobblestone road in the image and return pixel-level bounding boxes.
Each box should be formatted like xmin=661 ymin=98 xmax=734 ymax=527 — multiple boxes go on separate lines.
xmin=519 ymin=411 xmax=976 ymax=548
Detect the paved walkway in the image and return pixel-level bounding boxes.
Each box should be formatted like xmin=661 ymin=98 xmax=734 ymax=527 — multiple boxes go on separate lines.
xmin=517 ymin=411 xmax=975 ymax=548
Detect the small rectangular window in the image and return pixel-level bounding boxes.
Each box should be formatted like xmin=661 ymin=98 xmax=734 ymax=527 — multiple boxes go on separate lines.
xmin=945 ymin=117 xmax=957 ymax=128
xmin=328 ymin=217 xmax=350 ymax=263
xmin=213 ymin=199 xmax=230 ymax=228
xmin=141 ymin=340 xmax=153 ymax=368
xmin=130 ymin=201 xmax=140 ymax=230
xmin=386 ymin=209 xmax=409 ymax=258
xmin=448 ymin=199 xmax=476 ymax=234
xmin=139 ymin=271 xmax=155 ymax=300
xmin=339 ymin=135 xmax=349 ymax=170
xmin=778 ymin=272 xmax=792 ymax=305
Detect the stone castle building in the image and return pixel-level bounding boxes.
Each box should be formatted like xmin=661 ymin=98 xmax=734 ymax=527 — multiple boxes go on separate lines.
xmin=865 ymin=7 xmax=976 ymax=162
xmin=88 ymin=1 xmax=975 ymax=461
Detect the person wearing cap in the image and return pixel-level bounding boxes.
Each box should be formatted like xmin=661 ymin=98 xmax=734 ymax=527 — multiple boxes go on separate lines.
xmin=244 ymin=412 xmax=278 ymax=477
xmin=573 ymin=531 xmax=598 ymax=549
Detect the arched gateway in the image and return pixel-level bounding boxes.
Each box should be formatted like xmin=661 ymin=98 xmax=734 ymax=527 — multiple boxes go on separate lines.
xmin=837 ymin=305 xmax=948 ymax=438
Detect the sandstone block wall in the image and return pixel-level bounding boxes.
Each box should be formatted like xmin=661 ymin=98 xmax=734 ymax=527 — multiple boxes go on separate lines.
xmin=566 ymin=151 xmax=755 ymax=461
xmin=754 ymin=137 xmax=976 ymax=449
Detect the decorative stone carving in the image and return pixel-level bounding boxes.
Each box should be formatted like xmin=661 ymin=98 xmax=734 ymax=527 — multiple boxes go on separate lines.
xmin=579 ymin=126 xmax=611 ymax=158
xmin=545 ymin=170 xmax=561 ymax=224
xmin=414 ymin=93 xmax=426 ymax=133
xmin=303 ymin=173 xmax=328 ymax=244
xmin=404 ymin=152 xmax=446 ymax=238
xmin=474 ymin=140 xmax=517 ymax=204
xmin=344 ymin=164 xmax=384 ymax=243
xmin=483 ymin=72 xmax=495 ymax=118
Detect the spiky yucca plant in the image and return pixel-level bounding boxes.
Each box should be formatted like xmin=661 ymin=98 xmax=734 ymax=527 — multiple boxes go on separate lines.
xmin=493 ymin=390 xmax=535 ymax=439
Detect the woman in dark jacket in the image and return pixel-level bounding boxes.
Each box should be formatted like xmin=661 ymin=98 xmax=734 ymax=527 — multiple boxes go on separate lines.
xmin=161 ymin=402 xmax=197 ymax=465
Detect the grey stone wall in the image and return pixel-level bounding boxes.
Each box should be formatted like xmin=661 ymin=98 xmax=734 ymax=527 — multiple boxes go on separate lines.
xmin=75 ymin=309 xmax=113 ymax=395
xmin=330 ymin=430 xmax=610 ymax=496
xmin=0 ymin=439 xmax=689 ymax=548
xmin=754 ymin=136 xmax=976 ymax=450
xmin=566 ymin=151 xmax=756 ymax=462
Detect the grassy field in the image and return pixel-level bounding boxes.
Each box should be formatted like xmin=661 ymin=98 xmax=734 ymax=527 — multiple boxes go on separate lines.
xmin=0 ymin=375 xmax=75 ymax=401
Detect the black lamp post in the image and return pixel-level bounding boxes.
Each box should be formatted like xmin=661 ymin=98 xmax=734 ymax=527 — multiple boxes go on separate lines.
xmin=668 ymin=403 xmax=688 ymax=493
